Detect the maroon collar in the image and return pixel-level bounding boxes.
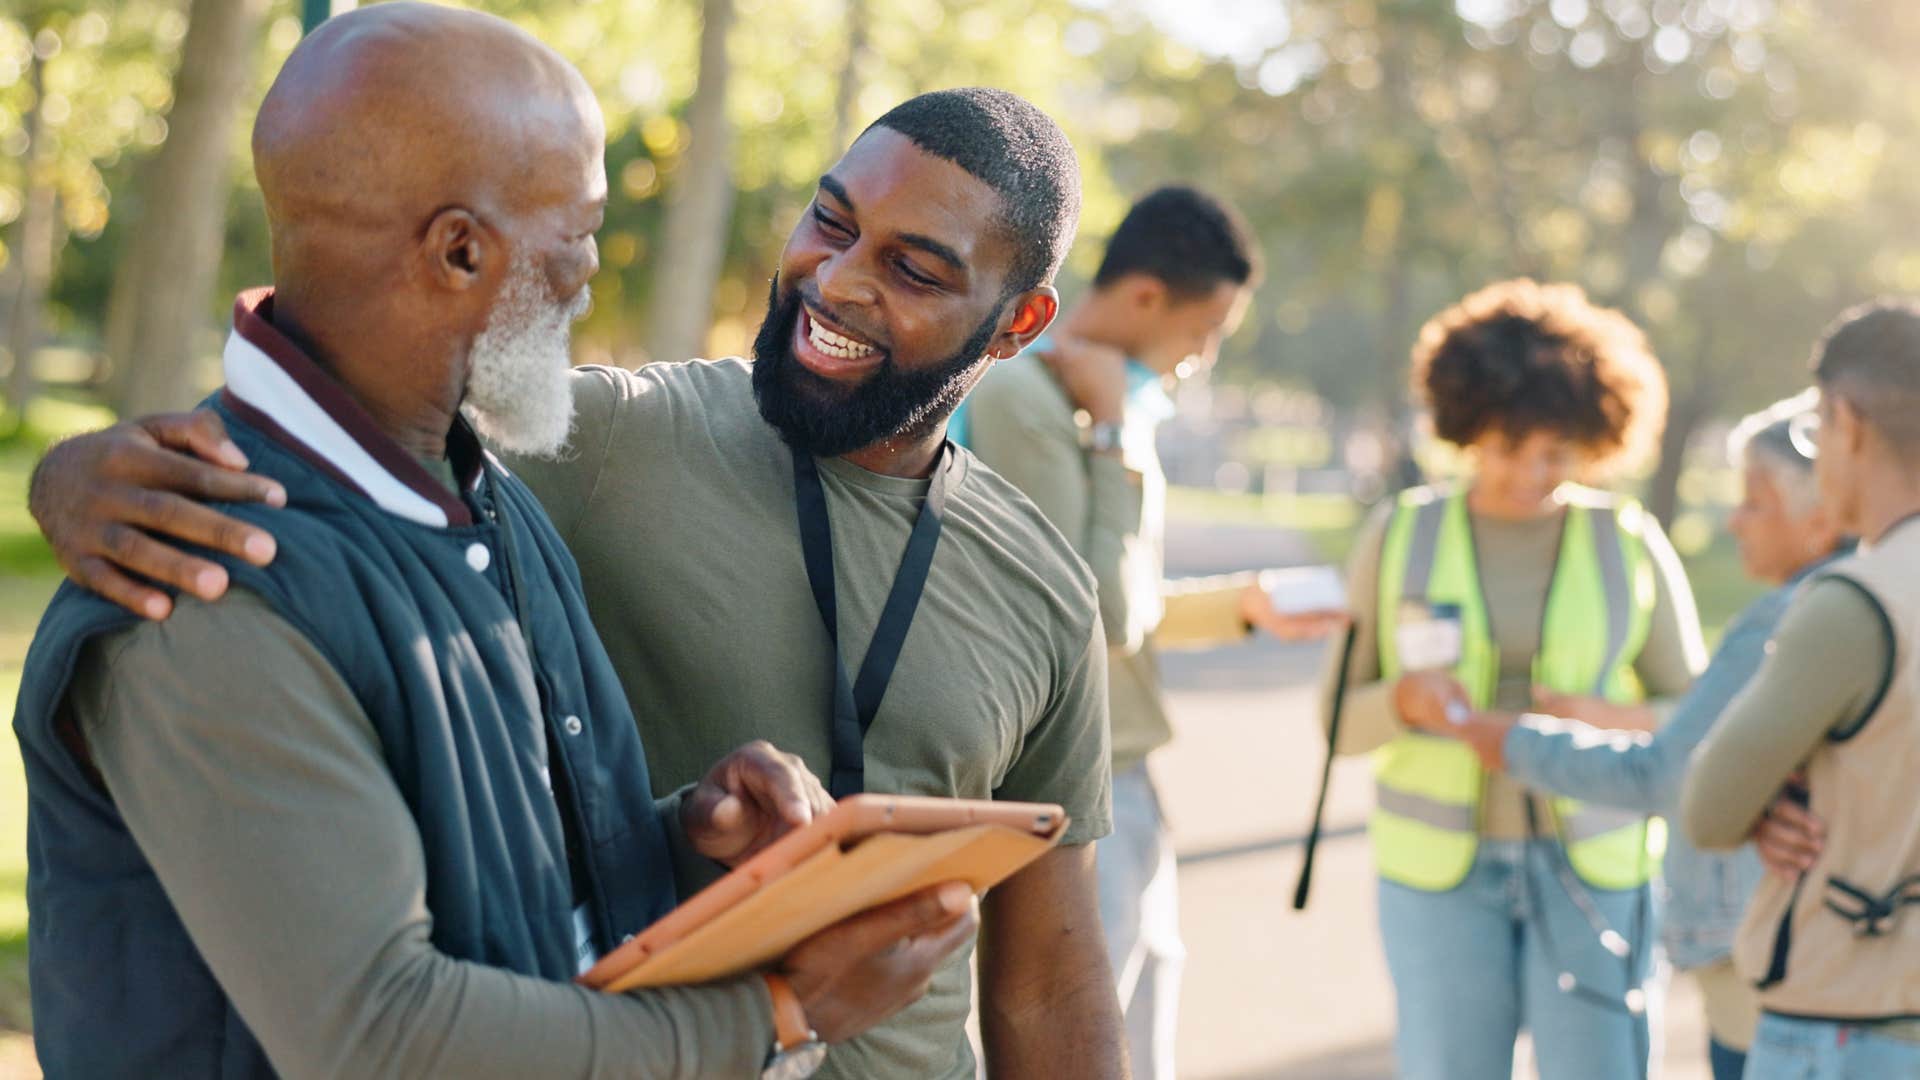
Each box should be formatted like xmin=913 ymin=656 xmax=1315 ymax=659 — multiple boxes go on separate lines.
xmin=221 ymin=288 xmax=482 ymax=528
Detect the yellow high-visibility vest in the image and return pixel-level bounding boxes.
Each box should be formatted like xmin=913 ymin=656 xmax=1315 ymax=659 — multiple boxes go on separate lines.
xmin=1372 ymin=484 xmax=1665 ymax=892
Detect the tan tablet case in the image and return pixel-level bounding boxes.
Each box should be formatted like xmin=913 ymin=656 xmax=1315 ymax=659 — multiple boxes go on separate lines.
xmin=579 ymin=794 xmax=1067 ymax=993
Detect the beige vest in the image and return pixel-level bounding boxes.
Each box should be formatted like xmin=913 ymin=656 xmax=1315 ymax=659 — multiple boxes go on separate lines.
xmin=1733 ymin=518 xmax=1920 ymax=1020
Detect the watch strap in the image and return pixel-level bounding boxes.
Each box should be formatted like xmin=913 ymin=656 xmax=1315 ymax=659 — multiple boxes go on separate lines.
xmin=762 ymin=973 xmax=815 ymax=1052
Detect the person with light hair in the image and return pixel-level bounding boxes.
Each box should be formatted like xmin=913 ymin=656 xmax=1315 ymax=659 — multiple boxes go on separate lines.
xmin=1686 ymin=300 xmax=1920 ymax=1078
xmin=1433 ymin=390 xmax=1849 ymax=1080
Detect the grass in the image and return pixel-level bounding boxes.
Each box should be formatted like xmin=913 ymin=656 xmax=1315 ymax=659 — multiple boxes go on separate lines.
xmin=0 ymin=392 xmax=115 ymax=1063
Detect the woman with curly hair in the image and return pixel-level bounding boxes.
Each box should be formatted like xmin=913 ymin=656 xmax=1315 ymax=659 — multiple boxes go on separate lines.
xmin=1318 ymin=279 xmax=1708 ymax=1079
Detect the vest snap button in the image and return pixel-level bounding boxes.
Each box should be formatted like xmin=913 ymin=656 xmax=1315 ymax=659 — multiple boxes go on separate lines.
xmin=621 ymin=933 xmax=636 ymax=944
xmin=465 ymin=543 xmax=491 ymax=572
xmin=563 ymin=714 xmax=583 ymax=736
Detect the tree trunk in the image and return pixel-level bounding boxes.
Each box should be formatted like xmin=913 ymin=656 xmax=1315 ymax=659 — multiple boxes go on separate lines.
xmin=1647 ymin=383 xmax=1710 ymax=528
xmin=642 ymin=0 xmax=736 ymax=365
xmin=5 ymin=41 xmax=56 ymax=424
xmin=103 ymin=0 xmax=268 ymax=418
xmin=828 ymin=0 xmax=869 ymax=154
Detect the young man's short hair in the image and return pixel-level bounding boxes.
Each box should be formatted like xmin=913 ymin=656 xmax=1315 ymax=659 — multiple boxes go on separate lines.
xmin=1093 ymin=186 xmax=1262 ymax=299
xmin=1814 ymin=299 xmax=1920 ymax=454
xmin=869 ymin=88 xmax=1081 ymax=298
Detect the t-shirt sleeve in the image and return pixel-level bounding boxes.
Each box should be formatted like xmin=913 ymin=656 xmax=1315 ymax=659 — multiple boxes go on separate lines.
xmin=72 ymin=589 xmax=772 ymax=1079
xmin=994 ymin=613 xmax=1113 ymax=846
xmin=493 ymin=366 xmax=625 ymax=543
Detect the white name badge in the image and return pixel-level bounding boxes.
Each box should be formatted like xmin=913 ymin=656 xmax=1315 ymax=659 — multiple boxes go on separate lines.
xmin=574 ymin=905 xmax=599 ymax=975
xmin=1396 ymin=614 xmax=1464 ymax=672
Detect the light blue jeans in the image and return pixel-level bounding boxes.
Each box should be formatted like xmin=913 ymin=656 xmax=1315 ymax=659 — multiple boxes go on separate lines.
xmin=1095 ymin=763 xmax=1184 ymax=1080
xmin=1378 ymin=840 xmax=1660 ymax=1080
xmin=1744 ymin=1014 xmax=1920 ymax=1079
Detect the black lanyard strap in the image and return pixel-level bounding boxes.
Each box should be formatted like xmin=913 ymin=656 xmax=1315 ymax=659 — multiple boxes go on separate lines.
xmin=792 ymin=446 xmax=950 ymax=797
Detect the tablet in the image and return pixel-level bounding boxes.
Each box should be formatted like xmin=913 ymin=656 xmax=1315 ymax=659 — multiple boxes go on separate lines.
xmin=578 ymin=794 xmax=1068 ymax=993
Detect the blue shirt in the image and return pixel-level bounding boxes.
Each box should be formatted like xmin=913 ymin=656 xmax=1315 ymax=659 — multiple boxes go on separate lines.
xmin=1503 ymin=552 xmax=1847 ymax=968
xmin=949 ymin=335 xmax=1172 ymax=448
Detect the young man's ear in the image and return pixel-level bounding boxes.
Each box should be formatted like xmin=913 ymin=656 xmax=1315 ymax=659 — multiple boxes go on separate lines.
xmin=421 ymin=207 xmax=491 ymax=293
xmin=987 ymin=287 xmax=1059 ymax=361
xmin=1125 ymin=273 xmax=1169 ymax=314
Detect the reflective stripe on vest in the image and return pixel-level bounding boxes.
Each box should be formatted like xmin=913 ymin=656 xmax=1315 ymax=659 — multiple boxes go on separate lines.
xmin=1372 ymin=486 xmax=1663 ymax=892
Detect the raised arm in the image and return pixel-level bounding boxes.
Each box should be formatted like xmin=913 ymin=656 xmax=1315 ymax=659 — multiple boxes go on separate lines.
xmin=1502 ymin=602 xmax=1778 ymax=815
xmin=967 ymin=351 xmax=1155 ymax=654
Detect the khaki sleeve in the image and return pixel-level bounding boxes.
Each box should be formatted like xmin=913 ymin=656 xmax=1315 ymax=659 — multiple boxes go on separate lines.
xmin=1319 ymin=501 xmax=1403 ymax=755
xmin=994 ymin=614 xmax=1114 ymax=846
xmin=1682 ymin=577 xmax=1889 ymax=850
xmin=73 ymin=590 xmax=773 ymax=1079
xmin=1155 ymin=573 xmax=1257 ymax=650
xmin=966 ymin=367 xmax=1155 ymax=656
xmin=495 ymin=366 xmax=626 ymax=543
xmin=1631 ymin=511 xmax=1710 ymax=703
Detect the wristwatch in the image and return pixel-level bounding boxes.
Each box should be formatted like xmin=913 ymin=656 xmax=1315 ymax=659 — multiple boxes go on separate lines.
xmin=760 ymin=973 xmax=828 ymax=1080
xmin=1082 ymin=420 xmax=1124 ymax=455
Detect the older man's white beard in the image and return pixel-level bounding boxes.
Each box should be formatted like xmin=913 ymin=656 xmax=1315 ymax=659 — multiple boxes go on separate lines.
xmin=462 ymin=258 xmax=591 ymax=459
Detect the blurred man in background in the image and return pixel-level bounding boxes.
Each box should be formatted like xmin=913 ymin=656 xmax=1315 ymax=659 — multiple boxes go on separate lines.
xmin=1685 ymin=301 xmax=1920 ymax=1079
xmin=962 ymin=186 xmax=1342 ymax=1080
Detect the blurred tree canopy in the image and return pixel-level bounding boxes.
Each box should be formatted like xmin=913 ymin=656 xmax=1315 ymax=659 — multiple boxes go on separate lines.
xmin=2 ymin=0 xmax=1917 ymax=517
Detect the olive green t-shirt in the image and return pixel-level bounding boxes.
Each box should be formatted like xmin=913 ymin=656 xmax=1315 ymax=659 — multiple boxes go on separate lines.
xmin=502 ymin=359 xmax=1113 ymax=1080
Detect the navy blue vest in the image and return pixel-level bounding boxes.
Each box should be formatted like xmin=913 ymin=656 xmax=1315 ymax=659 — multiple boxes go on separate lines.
xmin=14 ymin=400 xmax=678 ymax=1077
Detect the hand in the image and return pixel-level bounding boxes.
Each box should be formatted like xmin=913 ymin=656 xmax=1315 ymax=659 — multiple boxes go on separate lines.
xmin=1532 ymin=687 xmax=1656 ymax=732
xmin=1393 ymin=671 xmax=1471 ymax=734
xmin=1035 ymin=338 xmax=1128 ymax=425
xmin=682 ymin=741 xmax=834 ymax=867
xmin=780 ymin=881 xmax=977 ymax=1044
xmin=1752 ymin=786 xmax=1825 ymax=880
xmin=29 ymin=409 xmax=285 ymax=620
xmin=1454 ymin=711 xmax=1519 ymax=771
xmin=1238 ymin=582 xmax=1348 ymax=641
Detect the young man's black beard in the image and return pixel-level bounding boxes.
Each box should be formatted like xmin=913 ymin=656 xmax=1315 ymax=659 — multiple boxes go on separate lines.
xmin=750 ymin=280 xmax=1003 ymax=459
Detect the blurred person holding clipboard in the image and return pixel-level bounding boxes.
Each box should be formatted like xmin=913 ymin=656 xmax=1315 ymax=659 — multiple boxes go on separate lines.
xmin=962 ymin=187 xmax=1346 ymax=1080
xmin=1313 ymin=280 xmax=1707 ymax=1080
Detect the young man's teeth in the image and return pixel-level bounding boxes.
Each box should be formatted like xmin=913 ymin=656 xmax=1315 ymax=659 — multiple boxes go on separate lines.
xmin=808 ymin=317 xmax=876 ymax=360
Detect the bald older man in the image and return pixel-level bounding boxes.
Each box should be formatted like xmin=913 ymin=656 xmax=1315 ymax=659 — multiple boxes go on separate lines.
xmin=12 ymin=7 xmax=972 ymax=1078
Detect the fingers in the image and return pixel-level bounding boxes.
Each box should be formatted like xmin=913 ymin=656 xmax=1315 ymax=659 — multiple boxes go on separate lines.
xmin=70 ymin=556 xmax=174 ymax=621
xmin=1753 ymin=799 xmax=1825 ymax=877
xmin=97 ymin=524 xmax=231 ymax=603
xmin=113 ymin=488 xmax=277 ymax=566
xmin=143 ymin=410 xmax=249 ymax=471
xmin=792 ymin=882 xmax=974 ymax=962
xmin=720 ymin=741 xmax=823 ymax=828
xmin=128 ymin=434 xmax=286 ymax=509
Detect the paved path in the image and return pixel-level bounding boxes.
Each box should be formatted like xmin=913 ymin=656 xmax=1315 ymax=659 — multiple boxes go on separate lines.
xmin=1156 ymin=518 xmax=1710 ymax=1079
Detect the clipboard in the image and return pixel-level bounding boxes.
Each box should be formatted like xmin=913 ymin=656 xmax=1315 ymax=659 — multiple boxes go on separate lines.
xmin=578 ymin=794 xmax=1068 ymax=993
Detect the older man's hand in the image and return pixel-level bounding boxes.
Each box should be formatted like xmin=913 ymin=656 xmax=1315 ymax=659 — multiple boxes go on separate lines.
xmin=681 ymin=741 xmax=835 ymax=867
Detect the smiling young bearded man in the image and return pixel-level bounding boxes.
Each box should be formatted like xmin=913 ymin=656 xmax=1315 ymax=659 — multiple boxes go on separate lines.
xmin=31 ymin=87 xmax=1125 ymax=1079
